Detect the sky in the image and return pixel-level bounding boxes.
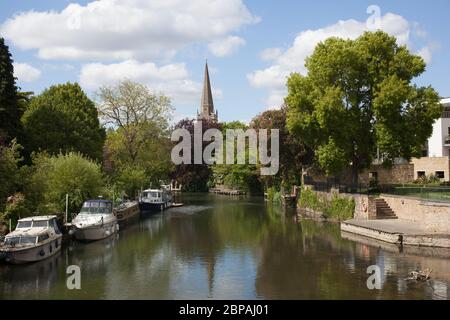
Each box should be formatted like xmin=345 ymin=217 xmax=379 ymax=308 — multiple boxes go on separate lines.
xmin=1 ymin=0 xmax=449 ymax=124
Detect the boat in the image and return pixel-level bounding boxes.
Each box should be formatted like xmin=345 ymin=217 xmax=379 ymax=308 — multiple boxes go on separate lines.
xmin=113 ymin=201 xmax=140 ymax=227
xmin=0 ymin=216 xmax=63 ymax=264
xmin=139 ymin=186 xmax=173 ymax=213
xmin=69 ymin=199 xmax=119 ymax=241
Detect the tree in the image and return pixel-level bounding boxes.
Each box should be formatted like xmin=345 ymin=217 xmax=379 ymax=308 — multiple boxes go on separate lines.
xmin=97 ymin=80 xmax=173 ymax=163
xmin=0 ymin=140 xmax=22 ymax=212
xmin=285 ymin=31 xmax=442 ymax=186
xmin=22 ymin=83 xmax=106 ymax=161
xmin=171 ymin=118 xmax=221 ymax=192
xmin=0 ymin=37 xmax=20 ymax=142
xmin=26 ymin=152 xmax=104 ymax=214
xmin=250 ymin=108 xmax=312 ymax=188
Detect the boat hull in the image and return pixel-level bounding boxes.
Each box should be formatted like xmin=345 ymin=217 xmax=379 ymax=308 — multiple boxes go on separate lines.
xmin=0 ymin=236 xmax=62 ymax=265
xmin=139 ymin=201 xmax=171 ymax=214
xmin=115 ymin=202 xmax=140 ymax=227
xmin=73 ymin=221 xmax=118 ymax=241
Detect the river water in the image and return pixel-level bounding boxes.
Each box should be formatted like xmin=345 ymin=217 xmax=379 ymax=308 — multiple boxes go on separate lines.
xmin=1 ymin=193 xmax=449 ymax=300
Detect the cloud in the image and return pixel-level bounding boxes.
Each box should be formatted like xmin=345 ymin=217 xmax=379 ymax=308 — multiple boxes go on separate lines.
xmin=79 ymin=59 xmax=222 ymax=105
xmin=13 ymin=62 xmax=41 ymax=82
xmin=248 ymin=13 xmax=414 ymax=108
xmin=417 ymin=47 xmax=432 ymax=64
xmin=1 ymin=0 xmax=259 ymax=61
xmin=208 ymin=35 xmax=246 ymax=57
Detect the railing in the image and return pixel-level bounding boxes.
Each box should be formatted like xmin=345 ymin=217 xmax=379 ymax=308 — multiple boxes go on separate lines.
xmin=381 ymin=185 xmax=450 ymax=202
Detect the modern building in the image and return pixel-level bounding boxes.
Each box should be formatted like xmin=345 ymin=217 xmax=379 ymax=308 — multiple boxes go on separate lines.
xmin=412 ymin=98 xmax=450 ymax=181
xmin=197 ymin=62 xmax=218 ymax=122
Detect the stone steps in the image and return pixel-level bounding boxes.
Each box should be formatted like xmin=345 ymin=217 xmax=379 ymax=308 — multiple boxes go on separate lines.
xmin=375 ymin=199 xmax=398 ymax=220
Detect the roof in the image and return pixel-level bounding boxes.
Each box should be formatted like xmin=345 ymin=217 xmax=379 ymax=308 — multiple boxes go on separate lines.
xmin=18 ymin=215 xmax=57 ymax=222
xmin=85 ymin=199 xmax=112 ymax=203
xmin=441 ymin=98 xmax=450 ymax=105
xmin=142 ymin=189 xmax=163 ymax=192
xmin=199 ymin=62 xmax=215 ymax=118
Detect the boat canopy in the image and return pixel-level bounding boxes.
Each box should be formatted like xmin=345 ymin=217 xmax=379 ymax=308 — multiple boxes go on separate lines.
xmin=80 ymin=200 xmax=113 ymax=214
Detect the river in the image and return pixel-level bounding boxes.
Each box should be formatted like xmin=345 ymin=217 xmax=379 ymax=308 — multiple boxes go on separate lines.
xmin=1 ymin=193 xmax=449 ymax=300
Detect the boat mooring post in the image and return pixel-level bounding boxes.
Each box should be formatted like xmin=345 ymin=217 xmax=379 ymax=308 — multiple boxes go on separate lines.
xmin=9 ymin=219 xmax=11 ymax=233
xmin=65 ymin=193 xmax=69 ymax=224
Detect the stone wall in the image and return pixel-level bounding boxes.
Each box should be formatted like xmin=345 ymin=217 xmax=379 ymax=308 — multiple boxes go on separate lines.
xmin=380 ymin=194 xmax=450 ymax=234
xmin=411 ymin=157 xmax=450 ymax=182
xmin=353 ymin=194 xmax=377 ymax=220
xmin=309 ymin=163 xmax=414 ymax=185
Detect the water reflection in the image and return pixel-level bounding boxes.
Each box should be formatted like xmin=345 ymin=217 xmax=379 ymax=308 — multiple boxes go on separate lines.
xmin=0 ymin=194 xmax=449 ymax=300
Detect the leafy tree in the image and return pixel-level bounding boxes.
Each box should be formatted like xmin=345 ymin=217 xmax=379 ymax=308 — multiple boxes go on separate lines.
xmin=97 ymin=80 xmax=173 ymax=163
xmin=0 ymin=38 xmax=21 ymax=142
xmin=0 ymin=140 xmax=22 ymax=212
xmin=250 ymin=108 xmax=312 ymax=189
xmin=26 ymin=152 xmax=104 ymax=214
xmin=286 ymin=31 xmax=442 ymax=185
xmin=171 ymin=118 xmax=220 ymax=192
xmin=211 ymin=121 xmax=261 ymax=193
xmin=22 ymin=83 xmax=106 ymax=161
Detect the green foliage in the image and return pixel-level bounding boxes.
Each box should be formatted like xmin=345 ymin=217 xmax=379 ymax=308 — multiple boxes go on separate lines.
xmin=414 ymin=174 xmax=441 ymax=186
xmin=0 ymin=140 xmax=22 ymax=212
xmin=299 ymin=188 xmax=323 ymax=212
xmin=26 ymin=152 xmax=104 ymax=214
xmin=22 ymin=82 xmax=106 ymax=161
xmin=324 ymin=195 xmax=355 ymax=221
xmin=286 ymin=31 xmax=442 ymax=184
xmin=0 ymin=38 xmax=21 ymax=142
xmin=114 ymin=165 xmax=148 ymax=199
xmin=266 ymin=186 xmax=282 ymax=205
xmin=299 ymin=188 xmax=354 ymax=221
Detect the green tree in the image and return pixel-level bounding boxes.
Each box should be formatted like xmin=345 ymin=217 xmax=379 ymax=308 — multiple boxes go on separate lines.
xmin=0 ymin=38 xmax=20 ymax=142
xmin=22 ymin=83 xmax=106 ymax=161
xmin=26 ymin=152 xmax=104 ymax=214
xmin=286 ymin=31 xmax=442 ymax=185
xmin=0 ymin=140 xmax=22 ymax=212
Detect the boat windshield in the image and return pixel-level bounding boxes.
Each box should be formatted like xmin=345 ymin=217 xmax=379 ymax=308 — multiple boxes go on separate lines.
xmin=144 ymin=192 xmax=160 ymax=198
xmin=32 ymin=220 xmax=48 ymax=228
xmin=16 ymin=221 xmax=32 ymax=229
xmin=80 ymin=201 xmax=112 ymax=214
xmin=4 ymin=236 xmax=37 ymax=245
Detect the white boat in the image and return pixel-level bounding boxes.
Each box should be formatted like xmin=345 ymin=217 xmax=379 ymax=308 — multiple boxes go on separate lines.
xmin=70 ymin=199 xmax=119 ymax=241
xmin=139 ymin=186 xmax=173 ymax=213
xmin=0 ymin=216 xmax=63 ymax=264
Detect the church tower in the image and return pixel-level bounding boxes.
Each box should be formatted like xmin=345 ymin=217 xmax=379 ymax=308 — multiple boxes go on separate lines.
xmin=197 ymin=62 xmax=218 ymax=122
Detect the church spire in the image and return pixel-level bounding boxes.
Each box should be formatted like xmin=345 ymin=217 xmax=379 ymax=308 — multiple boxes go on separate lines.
xmin=198 ymin=61 xmax=217 ymax=122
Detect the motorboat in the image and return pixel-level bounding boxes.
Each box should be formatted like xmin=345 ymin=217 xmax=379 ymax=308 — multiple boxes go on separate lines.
xmin=0 ymin=216 xmax=62 ymax=264
xmin=69 ymin=199 xmax=119 ymax=241
xmin=113 ymin=201 xmax=140 ymax=227
xmin=139 ymin=186 xmax=173 ymax=213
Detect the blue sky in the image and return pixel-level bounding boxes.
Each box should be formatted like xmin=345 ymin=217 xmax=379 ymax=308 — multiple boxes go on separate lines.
xmin=1 ymin=0 xmax=449 ymax=124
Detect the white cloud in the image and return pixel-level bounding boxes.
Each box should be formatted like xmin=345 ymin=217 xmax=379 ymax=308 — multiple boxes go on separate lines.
xmin=417 ymin=47 xmax=432 ymax=64
xmin=248 ymin=13 xmax=414 ymax=108
xmin=79 ymin=60 xmax=222 ymax=105
xmin=208 ymin=35 xmax=246 ymax=57
xmin=260 ymin=48 xmax=282 ymax=61
xmin=1 ymin=0 xmax=259 ymax=61
xmin=13 ymin=62 xmax=41 ymax=82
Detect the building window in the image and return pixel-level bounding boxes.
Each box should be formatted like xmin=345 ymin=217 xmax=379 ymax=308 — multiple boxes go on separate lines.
xmin=435 ymin=171 xmax=445 ymax=179
xmin=417 ymin=171 xmax=426 ymax=178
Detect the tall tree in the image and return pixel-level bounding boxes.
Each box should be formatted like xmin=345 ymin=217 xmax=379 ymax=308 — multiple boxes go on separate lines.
xmin=0 ymin=38 xmax=20 ymax=143
xmin=22 ymin=83 xmax=106 ymax=161
xmin=285 ymin=31 xmax=442 ymax=185
xmin=97 ymin=80 xmax=173 ymax=163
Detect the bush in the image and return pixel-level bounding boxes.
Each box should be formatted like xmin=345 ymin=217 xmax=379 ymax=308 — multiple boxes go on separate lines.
xmin=324 ymin=195 xmax=355 ymax=221
xmin=299 ymin=188 xmax=323 ymax=212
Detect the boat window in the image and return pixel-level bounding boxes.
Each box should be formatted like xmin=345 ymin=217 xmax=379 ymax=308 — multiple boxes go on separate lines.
xmin=38 ymin=234 xmax=50 ymax=242
xmin=17 ymin=221 xmax=32 ymax=229
xmin=20 ymin=236 xmax=37 ymax=244
xmin=32 ymin=220 xmax=48 ymax=228
xmin=80 ymin=201 xmax=112 ymax=214
xmin=4 ymin=237 xmax=20 ymax=245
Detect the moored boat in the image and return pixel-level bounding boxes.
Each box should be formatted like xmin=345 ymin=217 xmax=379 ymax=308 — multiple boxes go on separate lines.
xmin=139 ymin=186 xmax=173 ymax=214
xmin=0 ymin=216 xmax=63 ymax=264
xmin=69 ymin=199 xmax=119 ymax=241
xmin=113 ymin=201 xmax=140 ymax=227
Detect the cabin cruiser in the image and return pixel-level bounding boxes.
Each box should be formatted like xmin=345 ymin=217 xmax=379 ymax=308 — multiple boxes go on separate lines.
xmin=139 ymin=186 xmax=173 ymax=213
xmin=69 ymin=199 xmax=119 ymax=241
xmin=0 ymin=216 xmax=62 ymax=264
xmin=113 ymin=201 xmax=140 ymax=227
